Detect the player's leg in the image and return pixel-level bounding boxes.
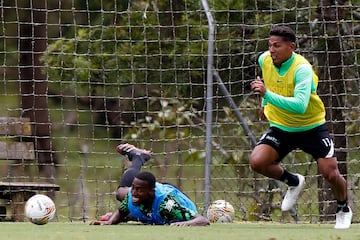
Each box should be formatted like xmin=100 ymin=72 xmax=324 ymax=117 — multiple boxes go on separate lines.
xmin=250 ymin=128 xmax=305 ymax=211
xmin=250 ymin=143 xmax=304 ymax=211
xmin=318 ymin=157 xmax=352 ymax=229
xmin=301 ymin=124 xmax=352 ymax=228
xmin=116 ymin=143 xmax=151 ymax=201
xmin=317 ymin=157 xmax=347 ymax=202
xmin=250 ymin=127 xmax=300 ymax=183
xmin=249 ymin=144 xmax=283 ymax=178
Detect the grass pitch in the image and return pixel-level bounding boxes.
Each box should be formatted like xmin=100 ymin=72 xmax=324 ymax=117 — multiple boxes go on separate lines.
xmin=0 ymin=222 xmax=359 ymax=240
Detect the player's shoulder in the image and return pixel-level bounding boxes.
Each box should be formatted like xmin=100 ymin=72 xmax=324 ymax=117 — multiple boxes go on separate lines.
xmin=295 ymin=62 xmax=313 ymax=77
xmin=258 ymin=51 xmax=270 ymax=67
xmin=258 ymin=51 xmax=270 ymax=60
xmin=293 ymin=52 xmax=312 ymax=65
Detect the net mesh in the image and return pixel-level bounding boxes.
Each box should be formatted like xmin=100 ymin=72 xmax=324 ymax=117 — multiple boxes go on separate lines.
xmin=0 ymin=0 xmax=359 ymax=223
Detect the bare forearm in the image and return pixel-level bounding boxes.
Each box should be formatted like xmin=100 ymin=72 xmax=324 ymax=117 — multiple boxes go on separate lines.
xmin=89 ymin=209 xmax=122 ymax=225
xmin=170 ymin=215 xmax=209 ymax=227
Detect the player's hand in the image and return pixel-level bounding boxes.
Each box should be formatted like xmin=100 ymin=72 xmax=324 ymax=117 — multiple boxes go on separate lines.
xmin=251 ymin=76 xmax=266 ymax=97
xmin=170 ymin=221 xmax=191 ymax=227
xmin=89 ymin=220 xmax=112 ymax=225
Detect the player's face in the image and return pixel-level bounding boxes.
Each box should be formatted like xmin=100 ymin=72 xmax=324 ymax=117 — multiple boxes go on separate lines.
xmin=131 ymin=178 xmax=155 ymax=206
xmin=268 ymin=35 xmax=295 ymax=67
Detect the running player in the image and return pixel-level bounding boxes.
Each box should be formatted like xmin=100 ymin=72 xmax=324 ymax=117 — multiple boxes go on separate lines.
xmin=250 ymin=25 xmax=352 ymax=229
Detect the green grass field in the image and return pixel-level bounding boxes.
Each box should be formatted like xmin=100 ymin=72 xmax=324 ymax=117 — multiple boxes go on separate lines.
xmin=1 ymin=222 xmax=359 ymax=240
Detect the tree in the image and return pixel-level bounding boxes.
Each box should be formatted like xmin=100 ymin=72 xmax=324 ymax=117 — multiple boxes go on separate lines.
xmin=316 ymin=0 xmax=348 ymax=221
xmin=19 ymin=0 xmax=58 ymax=183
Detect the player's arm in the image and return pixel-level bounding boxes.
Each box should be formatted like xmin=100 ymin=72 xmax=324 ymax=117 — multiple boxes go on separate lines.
xmin=263 ymin=64 xmax=313 ymax=114
xmin=89 ymin=195 xmax=130 ymax=225
xmin=160 ymin=195 xmax=209 ymax=226
xmin=89 ymin=209 xmax=123 ymax=225
xmin=170 ymin=214 xmax=209 ymax=227
xmin=256 ymin=52 xmax=267 ymax=121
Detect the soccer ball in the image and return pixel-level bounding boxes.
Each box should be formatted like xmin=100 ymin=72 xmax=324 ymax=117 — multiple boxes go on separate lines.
xmin=25 ymin=194 xmax=56 ymax=225
xmin=206 ymin=200 xmax=235 ymax=223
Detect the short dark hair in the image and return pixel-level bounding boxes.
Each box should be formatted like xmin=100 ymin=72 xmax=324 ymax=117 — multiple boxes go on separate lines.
xmin=135 ymin=171 xmax=156 ymax=188
xmin=269 ymin=25 xmax=296 ymax=43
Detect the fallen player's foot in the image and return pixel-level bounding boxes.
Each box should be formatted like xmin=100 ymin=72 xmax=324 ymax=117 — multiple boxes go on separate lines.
xmin=116 ymin=143 xmax=151 ymax=162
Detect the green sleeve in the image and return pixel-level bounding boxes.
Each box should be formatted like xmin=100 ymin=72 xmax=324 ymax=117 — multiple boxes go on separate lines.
xmin=258 ymin=51 xmax=267 ymax=69
xmin=261 ymin=98 xmax=267 ymax=107
xmin=258 ymin=52 xmax=267 ymax=107
xmin=263 ymin=64 xmax=313 ymax=114
xmin=159 ymin=194 xmax=196 ymax=222
xmin=118 ymin=193 xmax=130 ymax=216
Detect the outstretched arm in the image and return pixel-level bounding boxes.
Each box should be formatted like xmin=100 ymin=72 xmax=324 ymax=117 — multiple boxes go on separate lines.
xmin=159 ymin=194 xmax=209 ymax=227
xmin=170 ymin=214 xmax=209 ymax=227
xmin=89 ymin=209 xmax=123 ymax=225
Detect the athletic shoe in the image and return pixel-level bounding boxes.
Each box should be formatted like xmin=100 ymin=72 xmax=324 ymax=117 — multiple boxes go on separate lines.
xmin=116 ymin=143 xmax=151 ymax=162
xmin=334 ymin=207 xmax=352 ymax=229
xmin=281 ymin=174 xmax=305 ymax=211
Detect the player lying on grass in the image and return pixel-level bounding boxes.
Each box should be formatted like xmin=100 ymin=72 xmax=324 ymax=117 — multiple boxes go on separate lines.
xmin=89 ymin=143 xmax=209 ymax=226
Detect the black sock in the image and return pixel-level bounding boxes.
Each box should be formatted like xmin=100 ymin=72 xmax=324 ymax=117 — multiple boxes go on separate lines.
xmin=279 ymin=170 xmax=299 ymax=186
xmin=337 ymin=200 xmax=349 ymax=212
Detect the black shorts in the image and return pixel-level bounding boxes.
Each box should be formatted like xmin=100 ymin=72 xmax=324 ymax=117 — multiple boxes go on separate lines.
xmin=257 ymin=123 xmax=336 ymax=161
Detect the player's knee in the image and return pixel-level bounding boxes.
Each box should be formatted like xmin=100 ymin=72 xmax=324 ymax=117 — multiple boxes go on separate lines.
xmin=322 ymin=169 xmax=340 ymax=183
xmin=249 ymin=154 xmax=262 ymax=173
xmin=116 ymin=187 xmax=128 ymax=201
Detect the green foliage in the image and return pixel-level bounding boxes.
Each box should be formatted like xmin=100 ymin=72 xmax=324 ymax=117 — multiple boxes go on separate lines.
xmin=42 ymin=0 xmax=208 ymax=99
xmin=122 ymin=96 xmax=204 ymax=150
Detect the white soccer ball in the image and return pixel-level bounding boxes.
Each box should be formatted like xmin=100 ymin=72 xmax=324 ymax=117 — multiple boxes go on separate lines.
xmin=206 ymin=199 xmax=235 ymax=223
xmin=25 ymin=194 xmax=56 ymax=225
